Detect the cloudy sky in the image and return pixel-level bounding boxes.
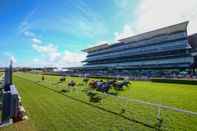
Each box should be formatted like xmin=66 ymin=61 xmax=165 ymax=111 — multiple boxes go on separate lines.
xmin=1 ymin=0 xmax=197 ymax=67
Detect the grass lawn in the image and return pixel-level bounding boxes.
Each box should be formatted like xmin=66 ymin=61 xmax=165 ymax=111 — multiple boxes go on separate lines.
xmin=0 ymin=72 xmax=3 ymax=77
xmin=0 ymin=72 xmax=197 ymax=131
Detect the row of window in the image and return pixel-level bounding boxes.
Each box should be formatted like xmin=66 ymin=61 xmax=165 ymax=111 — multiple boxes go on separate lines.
xmin=84 ymin=57 xmax=194 ymax=68
xmin=114 ymin=63 xmax=191 ymax=69
xmin=85 ymin=49 xmax=189 ymax=63
xmin=88 ymin=31 xmax=187 ymax=57
xmin=86 ymin=54 xmax=191 ymax=65
xmin=86 ymin=40 xmax=189 ymax=62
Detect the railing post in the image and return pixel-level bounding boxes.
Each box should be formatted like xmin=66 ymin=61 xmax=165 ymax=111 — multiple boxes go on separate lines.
xmin=156 ymin=107 xmax=163 ymax=130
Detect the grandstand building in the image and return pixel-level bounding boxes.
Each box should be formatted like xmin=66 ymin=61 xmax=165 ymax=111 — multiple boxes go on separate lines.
xmin=189 ymin=33 xmax=197 ymax=68
xmin=83 ymin=22 xmax=196 ymax=70
xmin=74 ymin=21 xmax=197 ymax=78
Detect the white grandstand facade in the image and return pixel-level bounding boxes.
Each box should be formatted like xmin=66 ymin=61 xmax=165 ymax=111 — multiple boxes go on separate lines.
xmin=82 ymin=22 xmax=196 ymax=71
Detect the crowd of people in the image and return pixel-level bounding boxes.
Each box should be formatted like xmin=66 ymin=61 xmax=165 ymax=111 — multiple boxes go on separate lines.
xmin=60 ymin=69 xmax=197 ymax=80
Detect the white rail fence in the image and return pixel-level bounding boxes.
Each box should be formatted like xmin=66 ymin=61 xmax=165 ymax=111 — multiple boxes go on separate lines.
xmin=94 ymin=91 xmax=197 ymax=130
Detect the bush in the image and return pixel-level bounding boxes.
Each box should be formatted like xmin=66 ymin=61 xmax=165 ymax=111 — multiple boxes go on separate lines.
xmin=151 ymin=78 xmax=197 ymax=85
xmin=88 ymin=76 xmax=124 ymax=80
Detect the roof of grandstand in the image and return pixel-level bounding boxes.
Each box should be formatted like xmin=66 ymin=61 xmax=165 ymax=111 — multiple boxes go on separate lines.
xmin=82 ymin=43 xmax=109 ymax=53
xmin=118 ymin=21 xmax=188 ymax=43
xmin=83 ymin=21 xmax=189 ymax=53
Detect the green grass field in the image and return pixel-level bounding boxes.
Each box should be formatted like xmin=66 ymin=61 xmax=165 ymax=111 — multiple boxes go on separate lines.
xmin=1 ymin=72 xmax=197 ymax=131
xmin=0 ymin=72 xmax=3 ymax=77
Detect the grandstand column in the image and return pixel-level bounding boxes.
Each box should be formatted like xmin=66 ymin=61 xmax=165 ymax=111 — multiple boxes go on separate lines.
xmin=192 ymin=66 xmax=196 ymax=75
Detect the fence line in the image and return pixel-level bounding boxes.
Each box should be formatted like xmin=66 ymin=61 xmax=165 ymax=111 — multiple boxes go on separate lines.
xmin=95 ymin=91 xmax=197 ymax=130
xmin=97 ymin=91 xmax=197 ymax=116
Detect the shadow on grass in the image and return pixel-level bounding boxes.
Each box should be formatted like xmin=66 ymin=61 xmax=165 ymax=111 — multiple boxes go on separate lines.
xmin=107 ymin=92 xmax=118 ymax=96
xmin=52 ymin=81 xmax=63 ymax=85
xmin=15 ymin=75 xmax=156 ymax=130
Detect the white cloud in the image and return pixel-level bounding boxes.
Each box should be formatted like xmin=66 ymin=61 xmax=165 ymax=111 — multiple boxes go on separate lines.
xmin=135 ymin=0 xmax=197 ymax=34
xmin=115 ymin=0 xmax=197 ymax=40
xmin=10 ymin=56 xmax=17 ymax=64
xmin=32 ymin=38 xmax=42 ymax=44
xmin=19 ymin=16 xmax=86 ymax=68
xmin=2 ymin=52 xmax=17 ymax=66
xmin=16 ymin=2 xmax=107 ymax=67
xmin=32 ymin=41 xmax=61 ymax=63
xmin=31 ymin=37 xmax=85 ymax=67
xmin=24 ymin=31 xmax=35 ymax=38
xmin=33 ymin=58 xmax=39 ymax=63
xmin=62 ymin=51 xmax=86 ymax=67
xmin=114 ymin=24 xmax=135 ymax=41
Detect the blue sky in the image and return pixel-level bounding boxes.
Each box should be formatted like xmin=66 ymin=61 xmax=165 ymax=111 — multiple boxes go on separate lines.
xmin=1 ymin=0 xmax=197 ymax=67
xmin=0 ymin=0 xmax=139 ymax=67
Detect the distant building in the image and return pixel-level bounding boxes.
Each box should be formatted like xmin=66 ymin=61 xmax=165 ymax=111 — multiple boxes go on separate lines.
xmin=82 ymin=21 xmax=196 ymax=74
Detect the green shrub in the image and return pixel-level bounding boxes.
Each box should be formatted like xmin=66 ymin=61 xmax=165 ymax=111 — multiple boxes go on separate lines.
xmin=151 ymin=78 xmax=197 ymax=85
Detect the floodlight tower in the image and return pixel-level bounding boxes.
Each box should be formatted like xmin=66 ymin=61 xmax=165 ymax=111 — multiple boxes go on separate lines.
xmin=9 ymin=60 xmax=13 ymax=84
xmin=1 ymin=60 xmax=13 ymax=124
xmin=4 ymin=60 xmax=13 ymax=91
xmin=1 ymin=60 xmax=27 ymax=126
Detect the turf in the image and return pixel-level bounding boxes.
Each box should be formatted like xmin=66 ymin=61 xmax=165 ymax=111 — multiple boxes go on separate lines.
xmin=0 ymin=72 xmax=197 ymax=131
xmin=0 ymin=72 xmax=3 ymax=77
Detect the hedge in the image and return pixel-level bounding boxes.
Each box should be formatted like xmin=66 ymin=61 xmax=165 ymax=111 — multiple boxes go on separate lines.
xmin=151 ymin=78 xmax=197 ymax=85
xmin=41 ymin=72 xmax=124 ymax=80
